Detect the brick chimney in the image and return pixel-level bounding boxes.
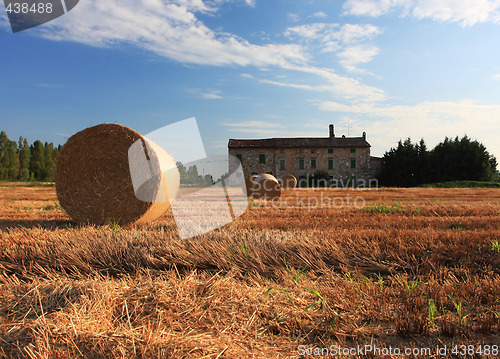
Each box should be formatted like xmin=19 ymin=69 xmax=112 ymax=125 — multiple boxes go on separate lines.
xmin=329 ymin=124 xmax=335 ymax=138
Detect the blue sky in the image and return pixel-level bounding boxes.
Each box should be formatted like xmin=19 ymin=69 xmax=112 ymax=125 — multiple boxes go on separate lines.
xmin=1 ymin=0 xmax=500 ymax=160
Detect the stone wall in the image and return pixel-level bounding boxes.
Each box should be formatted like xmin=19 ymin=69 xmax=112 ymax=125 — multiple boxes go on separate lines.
xmin=229 ymin=146 xmax=374 ymax=184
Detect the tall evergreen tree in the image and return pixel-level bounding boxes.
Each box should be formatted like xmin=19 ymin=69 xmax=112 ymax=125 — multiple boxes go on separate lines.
xmin=379 ymin=138 xmax=428 ymax=187
xmin=429 ymin=136 xmax=497 ymax=182
xmin=380 ymin=135 xmax=497 ymax=186
xmin=416 ymin=139 xmax=430 ymax=184
xmin=188 ymin=165 xmax=200 ymax=184
xmin=0 ymin=131 xmax=19 ymax=181
xmin=44 ymin=142 xmax=55 ymax=181
xmin=18 ymin=137 xmax=30 ymax=181
xmin=30 ymin=140 xmax=46 ymax=180
xmin=176 ymin=162 xmax=189 ymax=184
xmin=0 ymin=131 xmax=62 ymax=182
xmin=0 ymin=131 xmax=9 ymax=180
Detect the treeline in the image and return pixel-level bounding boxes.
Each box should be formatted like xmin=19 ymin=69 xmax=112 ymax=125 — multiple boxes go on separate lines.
xmin=176 ymin=162 xmax=214 ymax=186
xmin=0 ymin=131 xmax=61 ymax=182
xmin=379 ymin=135 xmax=498 ymax=187
xmin=0 ymin=128 xmax=213 ymax=185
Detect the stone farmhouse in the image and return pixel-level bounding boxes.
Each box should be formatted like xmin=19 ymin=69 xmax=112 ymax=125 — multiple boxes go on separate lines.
xmin=228 ymin=124 xmax=381 ymax=185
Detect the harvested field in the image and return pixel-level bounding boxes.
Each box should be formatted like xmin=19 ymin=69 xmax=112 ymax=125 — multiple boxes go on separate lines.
xmin=0 ymin=183 xmax=499 ymax=358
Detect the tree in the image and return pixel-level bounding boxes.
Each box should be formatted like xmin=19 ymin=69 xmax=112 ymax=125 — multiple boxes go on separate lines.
xmin=494 ymin=170 xmax=500 ymax=182
xmin=44 ymin=142 xmax=55 ymax=181
xmin=0 ymin=131 xmax=19 ymax=181
xmin=176 ymin=161 xmax=189 ymax=184
xmin=416 ymin=138 xmax=430 ymax=184
xmin=30 ymin=140 xmax=46 ymax=180
xmin=428 ymin=136 xmax=497 ymax=182
xmin=379 ymin=138 xmax=428 ymax=187
xmin=187 ymin=165 xmax=200 ymax=184
xmin=0 ymin=131 xmax=61 ymax=182
xmin=18 ymin=137 xmax=30 ymax=181
xmin=204 ymin=174 xmax=214 ymax=185
xmin=379 ymin=135 xmax=497 ymax=186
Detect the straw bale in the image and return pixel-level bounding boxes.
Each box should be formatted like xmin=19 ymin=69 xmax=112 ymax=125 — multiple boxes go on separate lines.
xmin=281 ymin=174 xmax=297 ymax=189
xmin=250 ymin=173 xmax=281 ymax=200
xmin=55 ymin=124 xmax=179 ymax=225
xmin=245 ymin=175 xmax=258 ymax=197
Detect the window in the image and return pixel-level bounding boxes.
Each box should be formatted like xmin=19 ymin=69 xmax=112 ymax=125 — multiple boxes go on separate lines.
xmin=328 ymin=159 xmax=334 ymax=170
xmin=311 ymin=159 xmax=316 ymax=168
xmin=328 ymin=148 xmax=333 ymax=154
xmin=351 ymin=159 xmax=356 ymax=169
xmin=236 ymin=154 xmax=242 ymax=163
xmin=280 ymin=159 xmax=286 ymax=170
xmin=350 ymin=148 xmax=356 ymax=153
xmin=259 ymin=154 xmax=266 ymax=163
xmin=298 ymin=159 xmax=305 ymax=170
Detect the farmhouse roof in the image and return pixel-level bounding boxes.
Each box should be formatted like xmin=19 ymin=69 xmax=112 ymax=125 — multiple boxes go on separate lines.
xmin=228 ymin=124 xmax=371 ymax=149
xmin=228 ymin=136 xmax=370 ymax=149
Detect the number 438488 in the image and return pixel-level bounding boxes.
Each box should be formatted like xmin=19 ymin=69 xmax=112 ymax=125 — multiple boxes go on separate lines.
xmin=5 ymin=2 xmax=53 ymax=14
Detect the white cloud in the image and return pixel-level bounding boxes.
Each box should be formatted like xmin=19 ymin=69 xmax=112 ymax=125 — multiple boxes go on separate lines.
xmin=342 ymin=0 xmax=500 ymax=26
xmin=284 ymin=23 xmax=382 ymax=72
xmin=2 ymin=0 xmax=386 ymax=104
xmin=309 ymin=11 xmax=328 ymax=19
xmin=316 ymin=99 xmax=500 ymax=158
xmin=0 ymin=9 xmax=9 ymax=27
xmin=206 ymin=0 xmax=255 ymax=9
xmin=241 ymin=73 xmax=254 ymax=79
xmin=318 ymin=99 xmax=500 ymax=121
xmin=412 ymin=0 xmax=500 ymax=26
xmin=285 ymin=23 xmax=381 ymax=45
xmin=332 ymin=23 xmax=382 ymax=43
xmin=342 ymin=0 xmax=412 ymax=17
xmin=287 ymin=13 xmax=301 ymax=22
xmin=261 ymin=64 xmax=386 ymax=102
xmin=200 ymin=91 xmax=223 ymax=99
xmin=285 ymin=23 xmax=332 ymax=41
xmin=24 ymin=0 xmax=307 ymax=68
xmin=190 ymin=88 xmax=223 ymax=99
xmin=493 ymin=73 xmax=500 ymax=80
xmin=337 ymin=44 xmax=379 ymax=73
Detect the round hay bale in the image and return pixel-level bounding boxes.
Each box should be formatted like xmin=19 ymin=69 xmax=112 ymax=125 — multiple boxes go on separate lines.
xmin=281 ymin=174 xmax=297 ymax=189
xmin=244 ymin=177 xmax=254 ymax=196
xmin=251 ymin=173 xmax=281 ymax=200
xmin=244 ymin=175 xmax=259 ymax=197
xmin=55 ymin=123 xmax=179 ymax=225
